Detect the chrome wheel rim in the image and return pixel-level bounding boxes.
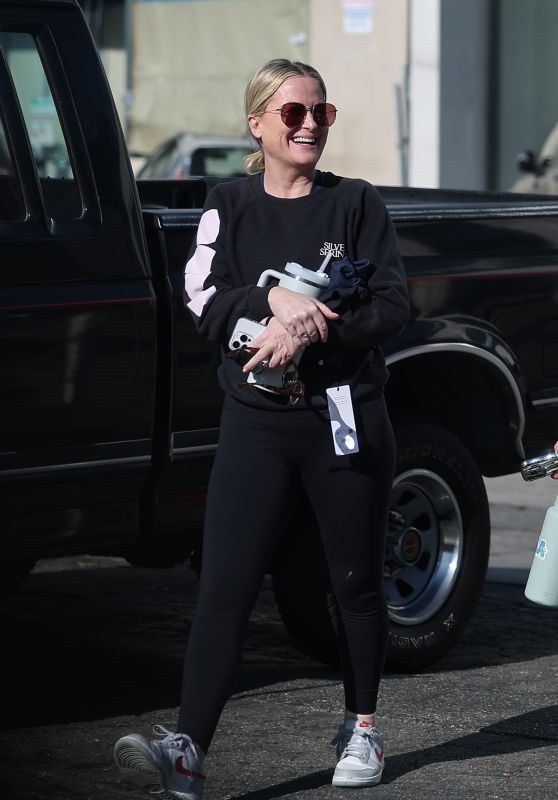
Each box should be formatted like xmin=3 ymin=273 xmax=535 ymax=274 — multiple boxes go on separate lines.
xmin=385 ymin=469 xmax=463 ymax=626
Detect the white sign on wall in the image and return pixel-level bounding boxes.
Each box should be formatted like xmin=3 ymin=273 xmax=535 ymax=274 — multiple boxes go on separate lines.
xmin=342 ymin=0 xmax=376 ymax=34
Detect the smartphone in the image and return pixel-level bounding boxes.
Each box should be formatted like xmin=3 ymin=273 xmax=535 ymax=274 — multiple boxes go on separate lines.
xmin=228 ymin=318 xmax=266 ymax=351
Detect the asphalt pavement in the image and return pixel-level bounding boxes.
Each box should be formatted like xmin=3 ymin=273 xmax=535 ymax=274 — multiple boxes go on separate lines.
xmin=0 ymin=474 xmax=557 ymax=800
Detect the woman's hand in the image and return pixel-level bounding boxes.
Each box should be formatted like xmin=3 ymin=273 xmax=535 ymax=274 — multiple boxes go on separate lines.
xmin=241 ymin=317 xmax=303 ymax=374
xmin=268 ymin=286 xmax=339 ymax=346
xmin=553 ymin=441 xmax=558 ymax=479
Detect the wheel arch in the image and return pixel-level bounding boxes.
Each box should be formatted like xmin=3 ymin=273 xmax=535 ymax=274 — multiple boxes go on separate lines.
xmin=385 ymin=343 xmax=525 ymax=476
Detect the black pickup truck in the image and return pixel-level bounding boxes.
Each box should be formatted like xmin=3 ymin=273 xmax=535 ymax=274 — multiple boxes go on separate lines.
xmin=2 ymin=0 xmax=558 ymax=672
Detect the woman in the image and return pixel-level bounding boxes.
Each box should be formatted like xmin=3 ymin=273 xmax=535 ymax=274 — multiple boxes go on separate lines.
xmin=114 ymin=58 xmax=410 ymax=799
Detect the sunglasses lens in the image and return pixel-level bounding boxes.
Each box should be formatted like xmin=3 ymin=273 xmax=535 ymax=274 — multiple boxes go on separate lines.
xmin=281 ymin=103 xmax=307 ymax=127
xmin=279 ymin=102 xmax=337 ymax=127
xmin=314 ymin=103 xmax=337 ymax=126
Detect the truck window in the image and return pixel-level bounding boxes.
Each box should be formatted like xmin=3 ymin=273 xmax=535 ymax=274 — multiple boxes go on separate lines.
xmin=0 ymin=32 xmax=81 ymax=219
xmin=0 ymin=114 xmax=24 ymax=220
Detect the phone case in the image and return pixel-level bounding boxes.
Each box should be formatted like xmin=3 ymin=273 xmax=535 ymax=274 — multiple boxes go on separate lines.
xmin=228 ymin=318 xmax=266 ymax=351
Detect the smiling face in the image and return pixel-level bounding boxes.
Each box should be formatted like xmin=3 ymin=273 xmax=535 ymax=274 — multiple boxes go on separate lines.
xmin=248 ymin=75 xmax=329 ymax=179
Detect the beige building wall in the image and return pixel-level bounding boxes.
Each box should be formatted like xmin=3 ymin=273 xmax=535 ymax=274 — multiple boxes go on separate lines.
xmin=100 ymin=48 xmax=127 ymax=132
xmin=129 ymin=0 xmax=310 ymax=153
xmin=309 ymin=0 xmax=409 ymax=185
xmin=126 ymin=0 xmax=411 ymax=185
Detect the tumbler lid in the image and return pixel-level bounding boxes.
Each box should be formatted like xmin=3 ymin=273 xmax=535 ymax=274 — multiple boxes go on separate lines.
xmin=284 ymin=261 xmax=330 ymax=288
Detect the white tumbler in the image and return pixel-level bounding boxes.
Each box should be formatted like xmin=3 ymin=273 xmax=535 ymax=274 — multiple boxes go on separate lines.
xmin=257 ymin=253 xmax=332 ymax=299
xmin=525 ymin=494 xmax=558 ymax=607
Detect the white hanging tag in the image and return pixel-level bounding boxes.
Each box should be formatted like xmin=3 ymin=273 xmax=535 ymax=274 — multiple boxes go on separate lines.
xmin=326 ymin=385 xmax=360 ymax=456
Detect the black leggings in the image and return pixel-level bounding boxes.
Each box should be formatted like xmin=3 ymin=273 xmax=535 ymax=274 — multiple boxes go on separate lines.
xmin=177 ymin=393 xmax=396 ymax=753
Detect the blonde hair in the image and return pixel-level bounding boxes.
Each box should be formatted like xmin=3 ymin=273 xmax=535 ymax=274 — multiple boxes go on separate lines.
xmin=244 ymin=59 xmax=327 ymax=174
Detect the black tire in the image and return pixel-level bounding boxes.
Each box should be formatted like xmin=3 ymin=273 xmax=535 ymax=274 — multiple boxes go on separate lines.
xmin=271 ymin=422 xmax=490 ymax=673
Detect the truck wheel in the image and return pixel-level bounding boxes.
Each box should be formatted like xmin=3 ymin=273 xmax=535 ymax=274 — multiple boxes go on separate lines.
xmin=271 ymin=423 xmax=490 ymax=672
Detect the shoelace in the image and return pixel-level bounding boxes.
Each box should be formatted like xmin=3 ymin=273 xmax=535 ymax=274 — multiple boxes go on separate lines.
xmin=152 ymin=724 xmax=206 ymax=778
xmin=332 ymin=726 xmax=382 ymax=764
xmin=152 ymin=724 xmax=191 ymax=751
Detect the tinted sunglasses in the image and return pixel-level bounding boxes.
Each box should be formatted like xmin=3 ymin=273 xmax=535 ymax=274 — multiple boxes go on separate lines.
xmin=264 ymin=102 xmax=337 ymax=128
xmin=226 ymin=346 xmax=305 ymax=400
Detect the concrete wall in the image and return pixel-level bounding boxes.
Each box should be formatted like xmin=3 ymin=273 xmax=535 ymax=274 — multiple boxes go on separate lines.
xmin=309 ymin=0 xmax=409 ymax=185
xmin=129 ymin=0 xmax=310 ymax=153
xmin=103 ymin=0 xmax=451 ymax=189
xmin=408 ymin=0 xmax=439 ymax=188
xmin=128 ymin=0 xmax=410 ymax=186
xmin=439 ymin=0 xmax=493 ymax=190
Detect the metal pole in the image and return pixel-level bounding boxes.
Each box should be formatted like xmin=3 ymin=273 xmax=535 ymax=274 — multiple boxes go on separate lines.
xmin=394 ymin=0 xmax=411 ymax=187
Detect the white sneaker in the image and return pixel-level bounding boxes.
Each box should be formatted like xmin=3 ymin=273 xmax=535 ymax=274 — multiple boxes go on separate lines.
xmin=113 ymin=724 xmax=205 ymax=799
xmin=331 ymin=721 xmax=384 ymax=787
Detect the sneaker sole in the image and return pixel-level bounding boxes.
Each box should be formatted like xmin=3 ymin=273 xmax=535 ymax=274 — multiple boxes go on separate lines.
xmin=332 ymin=769 xmax=383 ymax=787
xmin=114 ymin=736 xmax=165 ymax=788
xmin=114 ymin=737 xmax=197 ymax=800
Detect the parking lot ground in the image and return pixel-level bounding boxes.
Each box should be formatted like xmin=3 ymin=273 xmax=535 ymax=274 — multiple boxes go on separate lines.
xmin=0 ymin=474 xmax=557 ymax=800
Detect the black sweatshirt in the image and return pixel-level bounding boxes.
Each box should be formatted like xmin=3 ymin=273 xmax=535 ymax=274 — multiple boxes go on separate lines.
xmin=184 ymin=170 xmax=410 ymax=411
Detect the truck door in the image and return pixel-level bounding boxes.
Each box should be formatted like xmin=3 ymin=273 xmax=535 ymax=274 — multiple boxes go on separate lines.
xmin=0 ymin=17 xmax=157 ymax=558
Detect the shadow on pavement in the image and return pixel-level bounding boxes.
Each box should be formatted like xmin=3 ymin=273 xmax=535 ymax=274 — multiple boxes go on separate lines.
xmin=1 ymin=562 xmax=558 ymax=730
xmin=225 ymin=706 xmax=558 ymax=799
xmin=229 ymin=769 xmax=334 ymax=800
xmin=384 ymin=704 xmax=558 ymax=782
xmin=0 ymin=563 xmax=332 ymax=730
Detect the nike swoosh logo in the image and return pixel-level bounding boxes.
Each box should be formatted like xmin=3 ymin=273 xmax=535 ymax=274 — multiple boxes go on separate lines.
xmin=176 ymin=755 xmax=205 ymax=780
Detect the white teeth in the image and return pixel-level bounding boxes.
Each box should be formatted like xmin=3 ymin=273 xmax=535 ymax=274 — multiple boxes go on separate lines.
xmin=293 ymin=136 xmax=316 ymax=144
